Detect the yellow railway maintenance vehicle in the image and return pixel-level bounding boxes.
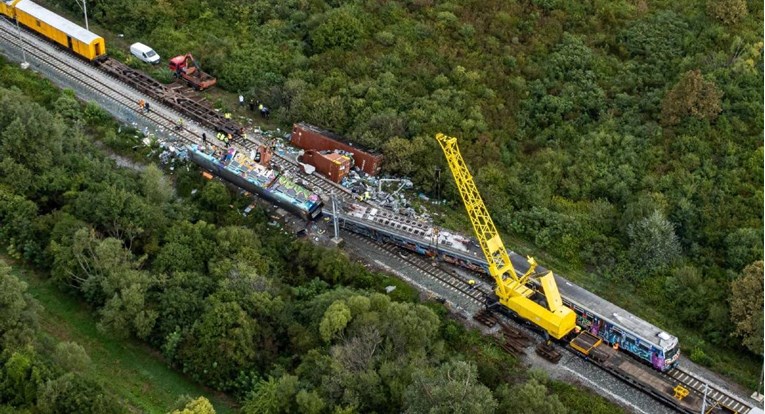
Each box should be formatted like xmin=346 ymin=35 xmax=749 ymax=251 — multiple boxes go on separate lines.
xmin=1 ymin=0 xmax=106 ymax=61
xmin=435 ymin=133 xmax=576 ymax=340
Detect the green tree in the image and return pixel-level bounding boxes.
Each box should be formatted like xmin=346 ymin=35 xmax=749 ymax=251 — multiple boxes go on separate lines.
xmin=141 ymin=164 xmax=174 ymax=205
xmin=627 ymin=210 xmax=681 ymax=273
xmin=320 ymin=301 xmax=352 ymax=343
xmin=495 ymin=378 xmax=567 ymax=414
xmin=153 ymin=220 xmax=216 ymax=274
xmin=661 ymin=70 xmax=723 ymax=126
xmin=58 ymin=231 xmax=141 ymax=305
xmin=0 ymin=261 xmax=39 ymax=349
xmin=37 ymin=373 xmax=120 ymax=414
xmin=296 ymin=389 xmax=326 ymax=414
xmin=72 ymin=185 xmax=163 ymax=246
xmin=706 ymin=0 xmax=748 ymax=25
xmin=382 ymin=136 xmax=428 ymax=177
xmin=0 ymin=351 xmax=47 ymax=407
xmin=210 ymin=226 xmax=267 ymax=275
xmin=170 ymin=396 xmax=216 ymax=414
xmin=181 ymin=299 xmax=258 ymax=388
xmin=0 ymin=190 xmax=39 ymax=261
xmin=153 ymin=271 xmax=211 ymax=347
xmin=97 ymin=269 xmax=157 ymax=340
xmin=403 ymin=361 xmax=497 ymax=414
xmin=729 ymin=261 xmax=764 ymax=355
xmin=619 ymin=11 xmax=688 ymax=67
xmin=52 ymin=90 xmax=82 ymax=122
xmin=663 ymin=265 xmax=727 ymax=331
xmin=198 ymin=181 xmax=231 ymax=215
xmin=52 ymin=342 xmax=91 ymax=373
xmin=242 ymin=375 xmax=298 ymax=414
xmin=724 ymin=228 xmax=763 ymax=271
xmin=310 ymin=7 xmax=365 ymax=52
xmin=382 ymin=302 xmax=440 ymax=354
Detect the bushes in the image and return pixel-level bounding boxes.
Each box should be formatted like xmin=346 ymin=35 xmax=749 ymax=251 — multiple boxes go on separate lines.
xmin=310 ymin=6 xmax=366 ymax=53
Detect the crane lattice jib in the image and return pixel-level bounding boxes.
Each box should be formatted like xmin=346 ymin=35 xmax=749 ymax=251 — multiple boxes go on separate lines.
xmin=435 ymin=133 xmax=519 ymax=296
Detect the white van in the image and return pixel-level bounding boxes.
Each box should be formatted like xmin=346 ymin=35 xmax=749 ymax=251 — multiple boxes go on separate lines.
xmin=130 ymin=43 xmax=160 ymax=65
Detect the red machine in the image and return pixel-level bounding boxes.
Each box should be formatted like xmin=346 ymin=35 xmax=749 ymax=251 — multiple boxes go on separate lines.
xmin=168 ymin=54 xmax=217 ymax=91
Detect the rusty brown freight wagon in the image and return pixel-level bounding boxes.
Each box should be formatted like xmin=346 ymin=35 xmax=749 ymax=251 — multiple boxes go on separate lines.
xmin=291 ymin=123 xmax=383 ymax=176
xmin=300 ymin=150 xmax=351 ymax=183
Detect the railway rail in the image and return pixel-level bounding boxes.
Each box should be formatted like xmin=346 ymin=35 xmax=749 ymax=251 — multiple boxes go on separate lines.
xmin=2 ymin=15 xmax=761 ymax=414
xmin=0 ymin=16 xmax=358 ymax=210
xmin=0 ymin=18 xmax=192 ymax=143
xmin=665 ymin=368 xmax=755 ymax=414
xmin=349 ymin=233 xmax=487 ymax=306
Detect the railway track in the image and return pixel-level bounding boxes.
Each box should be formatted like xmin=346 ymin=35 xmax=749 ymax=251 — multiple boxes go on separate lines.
xmin=2 ymin=16 xmax=761 ymax=414
xmin=232 ymin=128 xmax=367 ymax=206
xmin=347 ymin=232 xmax=487 ymax=305
xmin=379 ymin=244 xmax=490 ymax=304
xmin=665 ymin=367 xmax=755 ymax=414
xmin=0 ymin=16 xmax=360 ymax=211
xmin=0 ymin=19 xmax=196 ymax=143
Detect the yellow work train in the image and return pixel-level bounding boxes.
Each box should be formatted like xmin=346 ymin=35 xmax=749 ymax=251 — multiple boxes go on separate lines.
xmin=1 ymin=0 xmax=106 ymax=61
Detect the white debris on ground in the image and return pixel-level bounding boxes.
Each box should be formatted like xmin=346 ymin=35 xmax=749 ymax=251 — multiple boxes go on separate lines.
xmin=259 ymin=130 xmax=438 ymax=221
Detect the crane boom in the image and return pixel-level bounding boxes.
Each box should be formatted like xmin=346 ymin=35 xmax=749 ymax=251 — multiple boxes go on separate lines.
xmin=435 ymin=133 xmax=576 ymax=339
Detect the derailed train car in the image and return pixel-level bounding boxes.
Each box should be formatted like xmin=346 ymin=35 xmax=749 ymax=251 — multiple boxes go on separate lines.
xmin=186 ymin=144 xmax=323 ymax=220
xmin=1 ymin=0 xmax=106 ymax=61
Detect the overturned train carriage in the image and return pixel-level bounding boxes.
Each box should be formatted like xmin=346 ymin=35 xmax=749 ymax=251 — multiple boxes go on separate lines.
xmin=186 ymin=145 xmax=323 ymax=220
xmin=2 ymin=0 xmax=106 ymax=61
xmin=329 ymin=203 xmax=680 ymax=372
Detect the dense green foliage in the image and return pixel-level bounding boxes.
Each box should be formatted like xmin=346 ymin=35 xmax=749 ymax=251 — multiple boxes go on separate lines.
xmin=43 ymin=0 xmax=764 ymax=382
xmin=0 ymin=261 xmax=124 ymax=413
xmin=6 ymin=259 xmax=237 ymax=413
xmin=0 ymin=64 xmax=620 ymax=413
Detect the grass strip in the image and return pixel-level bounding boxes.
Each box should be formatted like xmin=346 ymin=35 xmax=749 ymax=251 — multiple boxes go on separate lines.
xmin=7 ymin=261 xmax=237 ymax=414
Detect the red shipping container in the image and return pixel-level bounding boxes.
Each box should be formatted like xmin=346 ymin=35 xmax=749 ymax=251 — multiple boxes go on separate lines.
xmin=300 ymin=150 xmax=351 ymax=183
xmin=291 ymin=123 xmax=383 ymax=176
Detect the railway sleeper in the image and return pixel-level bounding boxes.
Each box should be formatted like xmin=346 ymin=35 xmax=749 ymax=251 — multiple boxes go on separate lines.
xmin=493 ymin=337 xmax=526 ymax=356
xmin=535 ymin=342 xmax=562 ymax=364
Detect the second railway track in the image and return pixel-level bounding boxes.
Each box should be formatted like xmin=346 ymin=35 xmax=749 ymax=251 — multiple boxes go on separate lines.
xmin=348 ymin=232 xmax=488 ymax=306
xmin=0 ymin=18 xmax=190 ymax=141
xmin=0 ymin=15 xmax=360 ymax=208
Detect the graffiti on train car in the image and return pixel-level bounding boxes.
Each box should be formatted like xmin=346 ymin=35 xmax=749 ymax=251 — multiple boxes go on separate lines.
xmin=275 ymin=175 xmax=319 ymax=203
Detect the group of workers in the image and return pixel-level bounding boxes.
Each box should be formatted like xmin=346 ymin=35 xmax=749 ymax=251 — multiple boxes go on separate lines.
xmin=135 ymin=93 xmax=271 ymax=150
xmin=137 ymin=99 xmax=151 ymax=113
xmin=214 ymin=131 xmax=234 ymax=146
xmin=239 ymin=94 xmax=270 ymax=119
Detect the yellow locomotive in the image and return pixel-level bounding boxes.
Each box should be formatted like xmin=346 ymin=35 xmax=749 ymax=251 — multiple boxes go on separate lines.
xmin=1 ymin=0 xmax=106 ymax=61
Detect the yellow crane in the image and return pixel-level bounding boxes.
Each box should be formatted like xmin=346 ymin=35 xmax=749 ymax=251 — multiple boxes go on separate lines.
xmin=435 ymin=133 xmax=576 ymax=339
